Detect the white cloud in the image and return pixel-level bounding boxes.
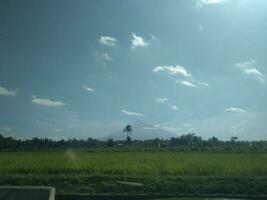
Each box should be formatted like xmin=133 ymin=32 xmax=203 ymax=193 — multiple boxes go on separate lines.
xmin=198 ymin=25 xmax=204 ymax=31
xmin=183 ymin=123 xmax=192 ymax=127
xmin=83 ymin=85 xmax=95 ymax=92
xmin=121 ymin=109 xmax=143 ymax=117
xmin=1 ymin=127 xmax=12 ymax=132
xmin=170 ymin=105 xmax=178 ymax=110
xmin=197 ymin=81 xmax=210 ymax=87
xmin=31 ymin=96 xmax=65 ymax=108
xmin=197 ymin=0 xmax=229 ymax=9
xmin=230 ymin=125 xmax=244 ymax=136
xmin=224 ymin=107 xmax=246 ymax=113
xmin=100 ymin=53 xmax=112 ymax=61
xmin=153 ymin=65 xmax=210 ymax=89
xmin=244 ymin=68 xmax=263 ymax=76
xmin=179 ymin=80 xmax=198 ymax=88
xmin=153 ymin=65 xmax=192 ymax=77
xmin=150 ymin=34 xmax=156 ymax=40
xmin=0 ymin=86 xmax=16 ymax=96
xmin=94 ymin=51 xmax=112 ymax=66
xmin=144 ymin=124 xmax=178 ymax=134
xmin=202 ymin=0 xmax=228 ymax=4
xmin=98 ymin=36 xmax=117 ymax=46
xmin=177 ymin=80 xmax=210 ymax=88
xmin=235 ymin=60 xmax=264 ymax=83
xmin=154 ymin=124 xmax=178 ymax=133
xmin=131 ymin=33 xmax=148 ymax=49
xmin=155 ymin=97 xmax=168 ymax=103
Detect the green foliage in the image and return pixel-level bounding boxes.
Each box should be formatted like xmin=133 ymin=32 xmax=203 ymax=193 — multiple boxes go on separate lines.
xmin=0 ymin=151 xmax=267 ymax=194
xmin=123 ymin=124 xmax=133 ymax=146
xmin=126 ymin=136 xmax=132 ymax=146
xmin=123 ymin=125 xmax=133 ymax=137
xmin=0 ymin=151 xmax=266 ymax=177
xmin=106 ymin=139 xmax=114 ymax=147
xmin=1 ymin=133 xmax=267 ymax=152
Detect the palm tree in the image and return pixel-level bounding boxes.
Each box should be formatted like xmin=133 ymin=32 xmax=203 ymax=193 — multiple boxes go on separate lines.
xmin=123 ymin=124 xmax=133 ymax=146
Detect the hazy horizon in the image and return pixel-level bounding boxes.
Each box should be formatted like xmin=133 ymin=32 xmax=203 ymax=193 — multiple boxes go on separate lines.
xmin=0 ymin=0 xmax=266 ymax=141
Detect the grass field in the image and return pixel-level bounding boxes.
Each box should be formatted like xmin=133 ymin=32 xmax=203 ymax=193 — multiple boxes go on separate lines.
xmin=0 ymin=150 xmax=267 ymax=194
xmin=0 ymin=151 xmax=267 ymax=176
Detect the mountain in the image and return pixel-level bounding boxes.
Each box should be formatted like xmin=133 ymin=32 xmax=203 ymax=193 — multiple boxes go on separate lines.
xmin=101 ymin=121 xmax=177 ymax=141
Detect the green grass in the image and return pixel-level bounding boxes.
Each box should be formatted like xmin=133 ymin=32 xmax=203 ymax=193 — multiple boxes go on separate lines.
xmin=0 ymin=151 xmax=267 ymax=194
xmin=0 ymin=151 xmax=266 ymax=176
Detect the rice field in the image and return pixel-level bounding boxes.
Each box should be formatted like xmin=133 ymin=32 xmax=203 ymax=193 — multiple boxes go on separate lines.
xmin=0 ymin=151 xmax=266 ymax=177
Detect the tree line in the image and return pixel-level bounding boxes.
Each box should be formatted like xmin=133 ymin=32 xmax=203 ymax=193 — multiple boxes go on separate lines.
xmin=0 ymin=133 xmax=266 ymax=152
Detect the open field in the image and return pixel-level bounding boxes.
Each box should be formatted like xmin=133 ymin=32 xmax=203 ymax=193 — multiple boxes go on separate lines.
xmin=1 ymin=151 xmax=267 ymax=176
xmin=0 ymin=151 xmax=267 ymax=195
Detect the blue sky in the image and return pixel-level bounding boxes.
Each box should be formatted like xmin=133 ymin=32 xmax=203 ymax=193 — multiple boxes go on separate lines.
xmin=0 ymin=0 xmax=266 ymax=140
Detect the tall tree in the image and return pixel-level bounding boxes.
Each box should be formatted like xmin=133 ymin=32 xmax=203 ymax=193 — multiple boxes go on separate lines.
xmin=123 ymin=124 xmax=133 ymax=146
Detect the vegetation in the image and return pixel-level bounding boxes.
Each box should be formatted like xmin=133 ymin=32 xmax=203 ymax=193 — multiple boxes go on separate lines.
xmin=0 ymin=151 xmax=266 ymax=194
xmin=123 ymin=124 xmax=133 ymax=146
xmin=1 ymin=131 xmax=267 ymax=195
xmin=1 ymin=133 xmax=267 ymax=152
xmin=0 ymin=151 xmax=266 ymax=176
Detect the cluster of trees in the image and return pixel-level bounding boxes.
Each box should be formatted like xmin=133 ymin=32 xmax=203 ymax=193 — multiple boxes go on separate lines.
xmin=1 ymin=132 xmax=267 ymax=152
xmin=0 ymin=134 xmax=103 ymax=150
xmin=0 ymin=125 xmax=266 ymax=151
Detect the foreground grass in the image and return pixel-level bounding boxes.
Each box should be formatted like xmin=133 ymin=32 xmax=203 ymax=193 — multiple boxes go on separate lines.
xmin=0 ymin=151 xmax=266 ymax=194
xmin=0 ymin=151 xmax=266 ymax=176
xmin=1 ymin=174 xmax=266 ymax=195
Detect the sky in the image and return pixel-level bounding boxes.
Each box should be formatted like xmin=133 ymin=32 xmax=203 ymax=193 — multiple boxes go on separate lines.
xmin=0 ymin=0 xmax=266 ymax=140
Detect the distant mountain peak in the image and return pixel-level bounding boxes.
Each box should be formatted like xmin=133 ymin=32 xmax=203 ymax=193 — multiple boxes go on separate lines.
xmin=101 ymin=121 xmax=177 ymax=141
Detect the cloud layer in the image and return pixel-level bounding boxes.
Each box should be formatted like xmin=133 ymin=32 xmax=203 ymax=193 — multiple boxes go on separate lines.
xmin=235 ymin=60 xmax=265 ymax=83
xmin=153 ymin=65 xmax=210 ymax=89
xmin=224 ymin=107 xmax=246 ymax=113
xmin=170 ymin=105 xmax=178 ymax=110
xmin=131 ymin=33 xmax=148 ymax=49
xmin=31 ymin=96 xmax=65 ymax=107
xmin=121 ymin=109 xmax=144 ymax=117
xmin=153 ymin=65 xmax=191 ymax=77
xmin=0 ymin=86 xmax=16 ymax=96
xmin=197 ymin=0 xmax=229 ymax=9
xmin=155 ymin=97 xmax=169 ymax=103
xmin=98 ymin=36 xmax=117 ymax=46
xmin=180 ymin=80 xmax=198 ymax=88
xmin=83 ymin=85 xmax=95 ymax=92
xmin=144 ymin=124 xmax=178 ymax=134
xmin=100 ymin=53 xmax=112 ymax=61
